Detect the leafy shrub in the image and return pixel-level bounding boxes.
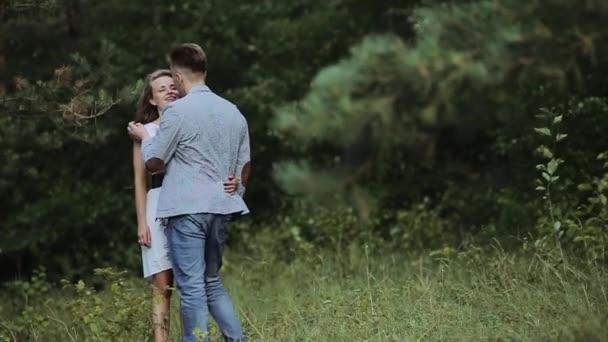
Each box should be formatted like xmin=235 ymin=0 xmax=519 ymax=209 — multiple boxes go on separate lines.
xmin=533 ymin=98 xmax=608 ymax=263
xmin=0 ymin=268 xmax=151 ymax=341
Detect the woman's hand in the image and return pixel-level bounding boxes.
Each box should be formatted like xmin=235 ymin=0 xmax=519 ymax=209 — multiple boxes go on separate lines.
xmin=138 ymin=223 xmax=152 ymax=247
xmin=127 ymin=121 xmax=150 ymax=142
xmin=224 ymin=176 xmax=239 ymax=195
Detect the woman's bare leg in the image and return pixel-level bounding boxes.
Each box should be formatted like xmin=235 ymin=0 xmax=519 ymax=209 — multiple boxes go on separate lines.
xmin=151 ymin=269 xmax=173 ymax=342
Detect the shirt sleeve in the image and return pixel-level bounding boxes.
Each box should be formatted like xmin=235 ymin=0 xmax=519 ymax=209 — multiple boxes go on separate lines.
xmin=236 ymin=115 xmax=251 ymax=197
xmin=141 ymin=104 xmax=182 ymax=163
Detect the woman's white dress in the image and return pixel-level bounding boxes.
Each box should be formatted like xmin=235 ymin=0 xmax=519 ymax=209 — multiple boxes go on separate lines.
xmin=141 ymin=122 xmax=172 ymax=279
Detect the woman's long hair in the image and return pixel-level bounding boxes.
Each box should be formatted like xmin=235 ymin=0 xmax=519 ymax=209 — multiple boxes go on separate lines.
xmin=134 ymin=69 xmax=173 ymax=124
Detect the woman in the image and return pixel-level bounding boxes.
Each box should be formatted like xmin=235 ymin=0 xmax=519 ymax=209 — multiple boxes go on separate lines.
xmin=132 ymin=69 xmax=238 ymax=341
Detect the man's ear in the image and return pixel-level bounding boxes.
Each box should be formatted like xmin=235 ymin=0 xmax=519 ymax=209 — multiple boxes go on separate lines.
xmin=173 ymin=71 xmax=183 ymax=85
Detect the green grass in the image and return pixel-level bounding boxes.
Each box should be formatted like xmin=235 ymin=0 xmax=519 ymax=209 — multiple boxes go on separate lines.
xmin=225 ymin=249 xmax=607 ymax=341
xmin=1 ymin=247 xmax=607 ymax=341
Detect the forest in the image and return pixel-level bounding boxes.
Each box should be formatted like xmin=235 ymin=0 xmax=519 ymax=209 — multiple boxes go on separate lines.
xmin=0 ymin=0 xmax=607 ymax=340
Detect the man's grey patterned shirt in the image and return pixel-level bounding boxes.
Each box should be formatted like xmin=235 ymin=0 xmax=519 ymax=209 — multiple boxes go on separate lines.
xmin=141 ymin=84 xmax=250 ymax=218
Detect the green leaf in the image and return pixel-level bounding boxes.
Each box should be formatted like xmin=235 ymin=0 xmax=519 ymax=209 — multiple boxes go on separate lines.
xmin=547 ymin=159 xmax=559 ymax=175
xmin=577 ymin=183 xmax=593 ymax=191
xmin=98 ymin=89 xmax=109 ymax=102
xmin=537 ymin=146 xmax=553 ymax=159
xmin=553 ymin=221 xmax=561 ymax=231
xmin=534 ymin=127 xmax=551 ymax=136
xmin=556 ymin=133 xmax=568 ymax=142
xmin=542 ymin=172 xmax=551 ymax=181
xmin=552 ymin=115 xmax=563 ymax=124
xmin=76 ymin=280 xmax=85 ymax=291
xmin=535 ymin=186 xmax=546 ymax=191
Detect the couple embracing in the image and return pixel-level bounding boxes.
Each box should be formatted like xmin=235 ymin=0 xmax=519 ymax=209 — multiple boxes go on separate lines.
xmin=128 ymin=43 xmax=251 ymax=342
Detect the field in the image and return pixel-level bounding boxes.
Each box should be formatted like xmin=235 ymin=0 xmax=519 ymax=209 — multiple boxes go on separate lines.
xmin=2 ymin=247 xmax=606 ymax=341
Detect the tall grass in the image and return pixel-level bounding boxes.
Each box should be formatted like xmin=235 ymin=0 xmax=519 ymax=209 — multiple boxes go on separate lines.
xmin=1 ymin=246 xmax=606 ymax=341
xmin=229 ymin=246 xmax=607 ymax=341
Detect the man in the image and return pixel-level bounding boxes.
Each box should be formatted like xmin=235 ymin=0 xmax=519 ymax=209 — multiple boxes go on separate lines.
xmin=128 ymin=43 xmax=250 ymax=342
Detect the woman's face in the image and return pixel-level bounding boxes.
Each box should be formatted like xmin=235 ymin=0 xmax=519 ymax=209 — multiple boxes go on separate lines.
xmin=149 ymin=75 xmax=178 ymax=112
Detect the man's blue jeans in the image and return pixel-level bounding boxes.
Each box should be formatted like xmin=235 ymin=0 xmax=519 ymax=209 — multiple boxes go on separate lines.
xmin=165 ymin=214 xmax=245 ymax=342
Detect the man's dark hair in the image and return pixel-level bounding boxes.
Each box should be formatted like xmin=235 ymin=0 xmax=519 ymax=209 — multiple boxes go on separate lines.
xmin=168 ymin=43 xmax=207 ymax=74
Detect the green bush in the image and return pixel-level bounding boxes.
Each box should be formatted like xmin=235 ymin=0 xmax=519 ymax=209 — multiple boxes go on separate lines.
xmin=1 ymin=268 xmax=151 ymax=341
xmin=532 ymin=98 xmax=608 ymax=263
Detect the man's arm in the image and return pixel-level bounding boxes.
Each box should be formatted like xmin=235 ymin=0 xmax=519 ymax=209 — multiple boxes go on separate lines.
xmin=141 ymin=104 xmax=182 ymax=173
xmin=235 ymin=119 xmax=251 ymax=197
